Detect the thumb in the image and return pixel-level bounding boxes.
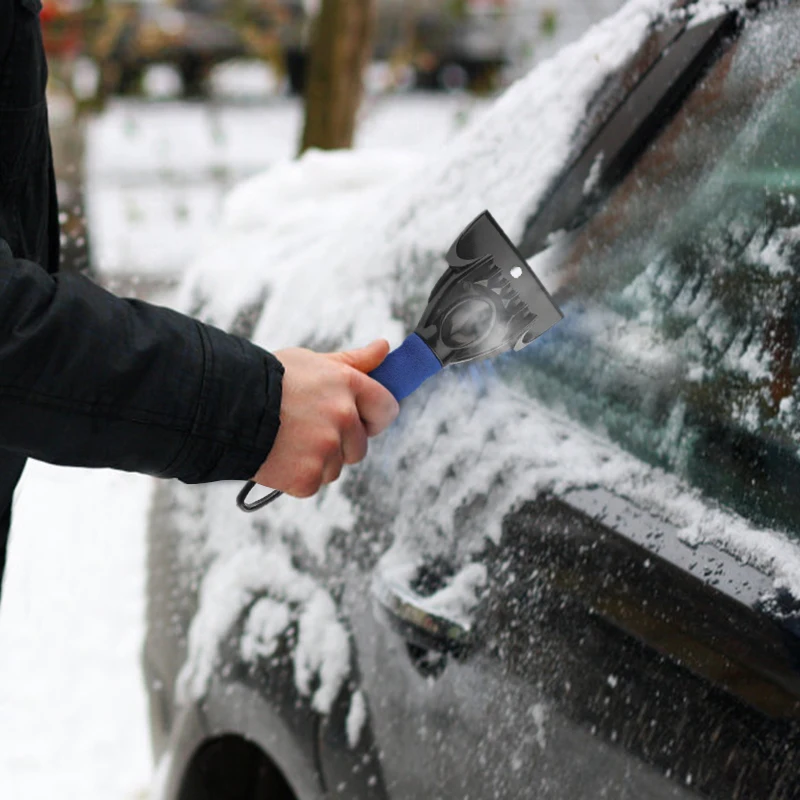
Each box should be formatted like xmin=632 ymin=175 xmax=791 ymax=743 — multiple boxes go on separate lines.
xmin=330 ymin=339 xmax=391 ymax=373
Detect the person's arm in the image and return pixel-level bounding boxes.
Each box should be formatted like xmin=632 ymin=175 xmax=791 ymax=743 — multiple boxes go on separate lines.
xmin=0 ymin=239 xmax=283 ymax=483
xmin=0 ymin=1 xmax=13 ymax=66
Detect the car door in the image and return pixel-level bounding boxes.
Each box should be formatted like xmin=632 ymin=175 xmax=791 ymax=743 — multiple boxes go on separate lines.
xmin=319 ymin=5 xmax=800 ymax=799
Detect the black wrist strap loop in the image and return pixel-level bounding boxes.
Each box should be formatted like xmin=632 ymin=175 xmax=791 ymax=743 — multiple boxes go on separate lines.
xmin=236 ymin=481 xmax=283 ymax=512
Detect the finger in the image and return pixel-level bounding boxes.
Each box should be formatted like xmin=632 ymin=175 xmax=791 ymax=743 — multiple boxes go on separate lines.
xmin=351 ymin=371 xmax=400 ymax=437
xmin=321 ymin=452 xmax=343 ymax=486
xmin=328 ymin=339 xmax=391 ymax=374
xmin=341 ymin=416 xmax=368 ymax=465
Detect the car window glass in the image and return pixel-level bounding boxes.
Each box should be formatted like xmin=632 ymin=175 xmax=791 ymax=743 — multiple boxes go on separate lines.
xmin=510 ymin=7 xmax=800 ymax=538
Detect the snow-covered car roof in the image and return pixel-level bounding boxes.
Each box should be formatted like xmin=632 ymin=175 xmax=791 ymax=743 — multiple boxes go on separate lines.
xmin=166 ymin=0 xmax=800 ymax=717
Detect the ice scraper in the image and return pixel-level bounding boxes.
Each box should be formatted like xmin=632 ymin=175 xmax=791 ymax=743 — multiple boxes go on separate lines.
xmin=237 ymin=210 xmax=563 ymax=511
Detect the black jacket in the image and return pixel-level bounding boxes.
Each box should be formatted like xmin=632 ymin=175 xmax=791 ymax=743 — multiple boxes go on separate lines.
xmin=0 ymin=0 xmax=283 ymax=589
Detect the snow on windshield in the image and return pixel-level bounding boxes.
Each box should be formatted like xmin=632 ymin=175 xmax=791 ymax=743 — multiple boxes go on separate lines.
xmin=172 ymin=0 xmax=788 ymax=717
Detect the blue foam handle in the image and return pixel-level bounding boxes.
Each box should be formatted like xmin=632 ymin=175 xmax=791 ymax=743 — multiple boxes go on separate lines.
xmin=368 ymin=333 xmax=443 ymax=401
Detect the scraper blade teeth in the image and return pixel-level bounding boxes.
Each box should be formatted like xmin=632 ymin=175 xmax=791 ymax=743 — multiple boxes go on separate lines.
xmin=500 ymin=285 xmax=517 ymax=302
xmin=485 ymin=264 xmax=513 ymax=295
xmin=487 ymin=270 xmax=507 ymax=291
xmin=484 ymin=265 xmax=530 ymax=320
xmin=505 ymin=294 xmax=526 ymax=315
xmin=516 ymin=311 xmax=537 ymax=332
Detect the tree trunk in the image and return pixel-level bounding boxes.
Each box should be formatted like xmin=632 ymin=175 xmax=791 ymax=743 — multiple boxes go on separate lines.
xmin=299 ymin=0 xmax=375 ymax=154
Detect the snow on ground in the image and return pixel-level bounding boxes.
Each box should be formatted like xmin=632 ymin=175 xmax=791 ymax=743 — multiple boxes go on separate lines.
xmin=85 ymin=94 xmax=484 ymax=279
xmin=0 ymin=464 xmax=154 ymax=800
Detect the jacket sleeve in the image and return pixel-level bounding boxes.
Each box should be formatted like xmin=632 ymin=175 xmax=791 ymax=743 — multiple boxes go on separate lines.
xmin=0 ymin=3 xmax=12 ymax=67
xmin=0 ymin=239 xmax=283 ymax=483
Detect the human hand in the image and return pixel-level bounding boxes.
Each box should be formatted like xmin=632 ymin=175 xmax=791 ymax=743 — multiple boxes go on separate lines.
xmin=252 ymin=339 xmax=400 ymax=497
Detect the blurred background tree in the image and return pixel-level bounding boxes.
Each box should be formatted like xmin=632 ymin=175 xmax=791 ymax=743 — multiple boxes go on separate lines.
xmin=299 ymin=0 xmax=376 ymax=152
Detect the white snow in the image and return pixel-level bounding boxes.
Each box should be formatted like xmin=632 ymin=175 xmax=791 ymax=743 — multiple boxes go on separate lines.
xmin=583 ymin=151 xmax=604 ymax=196
xmin=176 ymin=541 xmax=351 ymax=715
xmin=150 ymin=752 xmax=173 ymax=800
xmin=142 ymin=65 xmax=183 ymax=100
xmin=753 ymin=223 xmax=800 ymax=276
xmin=0 ymin=463 xmax=154 ymax=799
xmin=293 ymin=589 xmax=351 ymax=714
xmin=530 ymin=702 xmax=548 ymax=750
xmin=346 ymin=690 xmax=367 ymax=749
xmin=86 ymin=95 xmax=484 ymax=278
xmin=419 ymin=562 xmax=488 ymax=629
xmin=209 ymin=61 xmax=281 ymax=99
xmin=71 ymin=56 xmax=101 ymax=102
xmin=240 ymin=596 xmax=292 ymax=662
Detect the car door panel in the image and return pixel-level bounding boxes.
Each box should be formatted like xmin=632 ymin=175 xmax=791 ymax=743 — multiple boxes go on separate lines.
xmin=338 ymin=568 xmax=697 ymax=800
xmin=326 ymin=481 xmax=800 ymax=800
xmin=488 ymin=492 xmax=800 ymax=798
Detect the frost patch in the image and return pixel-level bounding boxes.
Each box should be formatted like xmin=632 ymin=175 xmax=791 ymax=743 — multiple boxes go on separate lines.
xmin=240 ymin=597 xmax=292 ymax=662
xmin=346 ymin=690 xmax=368 ymax=749
xmin=423 ymin=562 xmax=488 ymax=629
xmin=150 ymin=751 xmax=173 ymax=800
xmin=583 ymin=151 xmax=604 ymax=196
xmin=756 ymin=230 xmax=795 ymax=276
xmin=530 ymin=703 xmax=548 ymax=750
xmin=294 ymin=589 xmax=352 ymax=714
xmin=376 ymin=558 xmax=487 ymax=632
xmin=737 ymin=338 xmax=771 ymax=382
xmin=688 ymin=0 xmax=747 ymax=26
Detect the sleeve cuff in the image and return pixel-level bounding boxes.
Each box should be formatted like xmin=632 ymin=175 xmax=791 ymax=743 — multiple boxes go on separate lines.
xmin=163 ymin=321 xmax=284 ymax=484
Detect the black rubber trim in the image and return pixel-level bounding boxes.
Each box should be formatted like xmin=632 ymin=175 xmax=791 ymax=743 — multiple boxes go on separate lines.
xmin=519 ymin=11 xmax=741 ymax=257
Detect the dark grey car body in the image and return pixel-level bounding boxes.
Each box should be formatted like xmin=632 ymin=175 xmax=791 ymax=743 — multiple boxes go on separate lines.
xmin=144 ymin=3 xmax=800 ymax=798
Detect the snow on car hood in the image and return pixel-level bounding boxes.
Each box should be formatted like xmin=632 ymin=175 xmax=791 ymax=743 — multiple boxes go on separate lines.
xmin=173 ymin=0 xmax=790 ymax=719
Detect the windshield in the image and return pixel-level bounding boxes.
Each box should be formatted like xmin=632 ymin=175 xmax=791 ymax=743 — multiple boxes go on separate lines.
xmin=511 ymin=6 xmax=800 ymax=538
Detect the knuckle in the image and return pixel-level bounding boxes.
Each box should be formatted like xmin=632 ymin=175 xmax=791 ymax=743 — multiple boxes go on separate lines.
xmin=342 ymin=405 xmax=361 ymax=430
xmin=332 ymin=402 xmax=352 ymax=428
xmin=380 ymin=393 xmax=400 ymax=421
xmin=295 ymin=479 xmax=321 ymax=499
xmin=343 ymin=449 xmax=360 ymax=466
xmin=345 ymin=364 xmax=360 ymax=391
xmin=365 ymin=416 xmax=384 ymax=436
xmin=384 ymin=399 xmax=400 ymax=426
xmin=324 ymin=462 xmax=343 ymax=484
xmin=320 ymin=431 xmax=341 ymax=458
xmin=294 ymin=459 xmax=323 ymax=497
xmin=347 ymin=436 xmax=367 ymax=464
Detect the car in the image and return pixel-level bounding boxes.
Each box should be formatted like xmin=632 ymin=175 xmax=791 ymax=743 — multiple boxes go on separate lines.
xmin=143 ymin=0 xmax=800 ymax=798
xmin=88 ymin=3 xmax=249 ymax=97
